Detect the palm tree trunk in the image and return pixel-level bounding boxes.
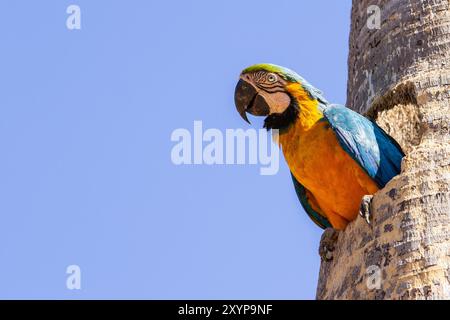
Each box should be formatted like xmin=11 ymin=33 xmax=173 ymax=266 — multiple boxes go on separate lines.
xmin=316 ymin=0 xmax=450 ymax=300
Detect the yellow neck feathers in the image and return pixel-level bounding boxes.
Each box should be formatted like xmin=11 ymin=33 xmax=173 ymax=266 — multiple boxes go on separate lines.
xmin=276 ymin=83 xmax=324 ymax=150
xmin=286 ymin=83 xmax=323 ymax=131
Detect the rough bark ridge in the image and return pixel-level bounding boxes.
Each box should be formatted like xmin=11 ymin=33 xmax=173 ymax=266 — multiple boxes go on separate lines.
xmin=316 ymin=0 xmax=450 ymax=300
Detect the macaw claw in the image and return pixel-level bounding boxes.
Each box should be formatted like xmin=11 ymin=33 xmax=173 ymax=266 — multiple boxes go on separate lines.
xmin=319 ymin=228 xmax=340 ymax=261
xmin=359 ymin=195 xmax=374 ymax=226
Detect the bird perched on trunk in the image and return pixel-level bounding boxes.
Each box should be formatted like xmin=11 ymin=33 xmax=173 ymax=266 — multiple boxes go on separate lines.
xmin=234 ymin=64 xmax=404 ymax=231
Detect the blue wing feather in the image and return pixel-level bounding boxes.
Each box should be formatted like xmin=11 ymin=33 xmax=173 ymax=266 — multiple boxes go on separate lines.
xmin=322 ymin=104 xmax=404 ymax=188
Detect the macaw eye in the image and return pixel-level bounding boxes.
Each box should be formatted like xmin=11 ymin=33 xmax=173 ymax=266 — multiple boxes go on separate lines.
xmin=267 ymin=73 xmax=277 ymax=83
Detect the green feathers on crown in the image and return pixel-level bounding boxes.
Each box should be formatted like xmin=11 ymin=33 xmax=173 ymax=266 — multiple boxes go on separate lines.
xmin=241 ymin=63 xmax=329 ymax=105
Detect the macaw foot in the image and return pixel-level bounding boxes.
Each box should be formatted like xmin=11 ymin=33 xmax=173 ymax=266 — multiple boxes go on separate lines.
xmin=359 ymin=195 xmax=374 ymax=226
xmin=319 ymin=228 xmax=339 ymax=261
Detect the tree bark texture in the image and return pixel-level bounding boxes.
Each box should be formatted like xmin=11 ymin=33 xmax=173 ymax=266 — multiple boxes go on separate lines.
xmin=316 ymin=0 xmax=450 ymax=300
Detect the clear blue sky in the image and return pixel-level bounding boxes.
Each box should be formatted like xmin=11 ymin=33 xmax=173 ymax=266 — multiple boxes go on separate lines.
xmin=0 ymin=1 xmax=351 ymax=299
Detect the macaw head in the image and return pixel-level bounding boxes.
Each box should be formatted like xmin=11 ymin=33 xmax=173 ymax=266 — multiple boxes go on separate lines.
xmin=234 ymin=63 xmax=327 ymax=129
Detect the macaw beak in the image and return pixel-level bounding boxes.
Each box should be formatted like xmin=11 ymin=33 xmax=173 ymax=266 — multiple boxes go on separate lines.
xmin=234 ymin=79 xmax=270 ymax=124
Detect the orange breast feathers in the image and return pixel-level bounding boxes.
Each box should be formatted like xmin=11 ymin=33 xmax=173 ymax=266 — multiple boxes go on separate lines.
xmin=278 ymin=84 xmax=379 ymax=230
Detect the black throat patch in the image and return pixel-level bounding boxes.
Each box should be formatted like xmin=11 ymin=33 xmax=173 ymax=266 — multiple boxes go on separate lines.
xmin=263 ymin=95 xmax=299 ymax=131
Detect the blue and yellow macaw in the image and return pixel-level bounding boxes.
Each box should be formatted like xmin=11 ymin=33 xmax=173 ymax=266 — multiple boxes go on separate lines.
xmin=234 ymin=64 xmax=404 ymax=230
